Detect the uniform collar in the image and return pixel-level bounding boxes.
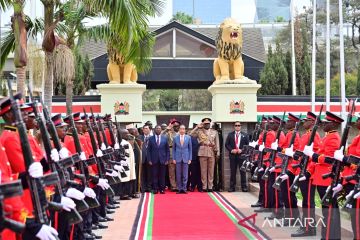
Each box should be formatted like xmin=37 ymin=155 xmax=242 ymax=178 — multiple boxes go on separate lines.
xmin=4 ymin=125 xmax=18 ymax=132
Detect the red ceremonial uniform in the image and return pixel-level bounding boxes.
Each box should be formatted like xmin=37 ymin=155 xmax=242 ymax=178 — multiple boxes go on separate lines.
xmin=300 ymin=130 xmax=322 ymax=176
xmin=0 ymin=140 xmax=29 ymax=240
xmin=311 ymin=131 xmax=341 ymax=186
xmin=0 ymin=127 xmax=43 ymax=213
xmin=105 ymin=128 xmax=113 ymax=146
xmin=272 ymin=131 xmax=286 ymax=173
xmin=283 ymin=129 xmax=301 ymax=175
xmin=342 ymin=134 xmax=360 ymax=184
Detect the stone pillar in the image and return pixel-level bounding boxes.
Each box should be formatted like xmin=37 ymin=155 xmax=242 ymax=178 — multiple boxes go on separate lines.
xmin=208 ymin=83 xmax=261 ymax=191
xmin=97 ymin=83 xmax=146 ymax=123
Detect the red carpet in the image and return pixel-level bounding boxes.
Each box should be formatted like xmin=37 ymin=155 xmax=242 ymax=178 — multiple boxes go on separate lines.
xmin=132 ymin=192 xmax=267 ymax=240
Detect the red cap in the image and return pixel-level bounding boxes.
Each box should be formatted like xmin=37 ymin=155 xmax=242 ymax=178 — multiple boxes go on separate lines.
xmin=304 ymin=111 xmax=317 ymax=121
xmin=288 ymin=113 xmax=300 ymax=122
xmin=324 ymin=111 xmax=343 ymax=123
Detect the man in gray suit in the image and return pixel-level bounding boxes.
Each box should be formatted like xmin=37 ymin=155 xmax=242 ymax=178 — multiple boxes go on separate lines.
xmin=172 ymin=125 xmax=192 ymax=194
xmin=140 ymin=125 xmax=152 ymax=192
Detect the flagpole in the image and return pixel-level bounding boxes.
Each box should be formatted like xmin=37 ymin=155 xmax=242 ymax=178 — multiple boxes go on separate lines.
xmin=311 ymin=0 xmax=317 ymax=112
xmin=339 ymin=0 xmax=346 ymax=129
xmin=325 ymin=0 xmax=331 ymax=111
xmin=291 ymin=0 xmax=296 ymax=95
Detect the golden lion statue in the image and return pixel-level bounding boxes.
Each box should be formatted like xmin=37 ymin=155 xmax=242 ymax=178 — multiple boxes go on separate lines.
xmin=107 ymin=46 xmax=138 ymax=84
xmin=213 ymin=18 xmax=256 ymax=84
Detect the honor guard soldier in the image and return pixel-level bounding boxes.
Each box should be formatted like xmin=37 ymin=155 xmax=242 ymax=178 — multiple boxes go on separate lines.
xmin=190 ymin=118 xmax=220 ymax=192
xmin=0 ymin=93 xmax=59 ymax=240
xmin=303 ymin=111 xmax=343 ymax=240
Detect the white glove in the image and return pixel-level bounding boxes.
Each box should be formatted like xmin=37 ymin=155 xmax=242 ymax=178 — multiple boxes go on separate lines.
xmin=269 ymin=167 xmax=275 ymax=173
xmin=65 ymin=188 xmax=85 ymax=200
xmin=111 ymin=170 xmax=118 ymax=177
xmin=334 ymin=146 xmax=344 ymax=162
xmin=50 ymin=149 xmax=59 ymax=162
xmin=114 ymin=142 xmax=120 ymax=149
xmin=346 ymin=190 xmax=354 ymax=200
xmin=299 ymin=176 xmax=306 ymax=182
xmin=280 ymin=174 xmax=289 ymax=181
xmin=120 ymin=160 xmax=128 ymax=166
xmin=101 ymin=143 xmax=106 ymax=151
xmin=83 ymin=187 xmax=96 ymax=199
xmin=332 ymin=183 xmax=343 ymax=197
xmin=114 ymin=164 xmax=124 ymax=172
xmin=107 ymin=146 xmax=113 ymax=150
xmin=97 ymin=178 xmax=110 ymax=190
xmin=285 ymin=145 xmax=294 ymax=158
xmin=303 ymin=143 xmax=314 ymax=157
xmin=96 ymin=149 xmax=103 ymax=158
xmin=271 ymin=140 xmax=278 ymax=151
xmin=259 ymin=144 xmax=265 ymax=152
xmin=80 ymin=152 xmax=86 ymax=161
xmin=29 ymin=162 xmax=43 ymax=178
xmin=354 ymin=191 xmax=360 ymax=199
xmin=60 ymin=196 xmax=76 ymax=212
xmin=35 ymin=224 xmax=58 ymax=240
xmin=59 ymin=147 xmax=70 ymax=159
xmin=249 ymin=141 xmax=256 ymax=148
xmin=258 ymin=167 xmax=264 ymax=172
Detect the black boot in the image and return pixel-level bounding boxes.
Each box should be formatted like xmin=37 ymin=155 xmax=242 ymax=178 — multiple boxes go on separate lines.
xmin=291 ymin=227 xmax=316 ymax=237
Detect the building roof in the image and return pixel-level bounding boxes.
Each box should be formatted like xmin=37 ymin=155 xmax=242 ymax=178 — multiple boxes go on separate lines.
xmin=81 ymin=21 xmax=266 ymax=63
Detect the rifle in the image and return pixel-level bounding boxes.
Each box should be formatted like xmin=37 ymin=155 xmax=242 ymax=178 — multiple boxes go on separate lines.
xmin=273 ymin=114 xmax=302 ymax=190
xmin=113 ymin=117 xmax=130 ymax=181
xmin=67 ymin=115 xmax=100 ymax=209
xmin=290 ymin=105 xmax=324 ymax=192
xmin=104 ymin=116 xmax=116 ymax=148
xmin=262 ymin=112 xmax=286 ymax=181
xmin=27 ymin=86 xmax=83 ymax=225
xmin=6 ymin=79 xmax=62 ymax=232
xmin=40 ymin=100 xmax=89 ymax=214
xmin=0 ymin=180 xmax=25 ymax=233
xmin=251 ymin=121 xmax=269 ymax=181
xmin=240 ymin=123 xmax=260 ymax=172
xmin=342 ymin=156 xmax=360 ymax=212
xmin=245 ymin=123 xmax=264 ymax=173
xmin=83 ymin=109 xmax=116 ymax=196
xmin=321 ymin=99 xmax=357 ymax=206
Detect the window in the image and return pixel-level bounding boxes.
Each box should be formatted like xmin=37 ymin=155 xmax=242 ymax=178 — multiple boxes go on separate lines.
xmin=153 ymin=31 xmax=173 ymax=57
xmin=176 ymin=31 xmax=217 ymax=58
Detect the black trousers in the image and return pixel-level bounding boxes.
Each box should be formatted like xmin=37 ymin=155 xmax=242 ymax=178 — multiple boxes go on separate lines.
xmin=344 ymin=183 xmax=360 ymax=240
xmin=214 ymin=155 xmax=223 ymax=191
xmin=299 ymin=178 xmax=316 ymax=231
xmin=142 ymin=163 xmax=152 ymax=192
xmin=188 ymin=160 xmax=202 ymax=190
xmin=312 ymin=185 xmax=341 ymax=240
xmin=229 ymin=156 xmax=247 ymax=189
xmin=268 ymin=172 xmax=283 ymax=215
xmin=280 ymin=172 xmax=299 ymax=219
xmin=257 ymin=170 xmax=265 ymax=207
xmin=152 ymin=163 xmax=166 ymax=191
xmin=93 ymin=186 xmax=107 ymax=219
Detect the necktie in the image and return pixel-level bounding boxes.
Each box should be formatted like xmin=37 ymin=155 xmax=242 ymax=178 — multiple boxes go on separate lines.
xmin=235 ymin=132 xmax=239 ymax=149
xmin=157 ymin=135 xmax=160 ymax=146
xmin=145 ymin=136 xmax=149 ymax=147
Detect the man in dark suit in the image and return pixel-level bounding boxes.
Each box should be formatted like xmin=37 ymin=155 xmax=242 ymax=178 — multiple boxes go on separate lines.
xmin=225 ymin=121 xmax=249 ymax=192
xmin=139 ymin=125 xmax=152 ymax=192
xmin=188 ymin=126 xmax=202 ymax=192
xmin=147 ymin=125 xmax=170 ymax=194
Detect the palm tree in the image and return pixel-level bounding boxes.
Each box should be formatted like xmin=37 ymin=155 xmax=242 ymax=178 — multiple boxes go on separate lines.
xmin=1 ymin=0 xmax=27 ymax=95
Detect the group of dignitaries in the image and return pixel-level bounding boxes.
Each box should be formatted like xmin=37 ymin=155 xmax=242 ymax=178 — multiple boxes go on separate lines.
xmin=0 ymin=92 xmax=139 ymax=240
xmin=243 ymin=107 xmax=360 ymax=240
xmin=140 ymin=118 xmax=221 ymax=194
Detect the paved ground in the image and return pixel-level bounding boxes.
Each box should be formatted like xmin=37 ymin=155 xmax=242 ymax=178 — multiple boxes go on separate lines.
xmin=100 ymin=189 xmax=354 ymax=240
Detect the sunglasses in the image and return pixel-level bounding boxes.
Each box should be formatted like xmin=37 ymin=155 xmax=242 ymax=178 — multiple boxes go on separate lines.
xmin=234 ymin=124 xmax=241 ymax=127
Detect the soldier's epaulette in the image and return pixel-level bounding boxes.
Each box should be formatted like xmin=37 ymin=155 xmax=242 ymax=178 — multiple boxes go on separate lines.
xmin=66 ymin=133 xmax=73 ymax=136
xmin=327 ymin=130 xmax=338 ymax=134
xmin=4 ymin=125 xmax=18 ymax=132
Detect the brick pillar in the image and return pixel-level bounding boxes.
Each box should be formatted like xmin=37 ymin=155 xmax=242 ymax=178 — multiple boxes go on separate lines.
xmin=221 ymin=122 xmax=255 ymax=191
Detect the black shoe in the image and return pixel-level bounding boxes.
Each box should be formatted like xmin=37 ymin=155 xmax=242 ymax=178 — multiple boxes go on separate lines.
xmin=90 ymin=232 xmax=102 ymax=239
xmin=98 ymin=216 xmax=107 ymax=222
xmin=120 ymin=196 xmax=132 ymax=200
xmin=84 ymin=233 xmax=95 ymax=240
xmin=105 ymin=216 xmax=114 ymax=221
xmin=107 ymin=205 xmax=117 ymax=209
xmin=265 ymin=213 xmax=283 ymax=220
xmin=176 ymin=191 xmax=181 ymax=194
xmin=171 ymin=188 xmax=178 ymax=192
xmin=132 ymin=194 xmax=140 ymax=198
xmin=107 ymin=210 xmax=115 ymax=214
xmin=183 ymin=190 xmax=188 ymax=194
xmin=96 ymin=223 xmax=108 ymax=229
xmin=189 ymin=188 xmax=195 ymax=192
xmin=198 ymin=188 xmax=203 ymax=192
xmin=254 ymin=207 xmax=271 ymax=213
xmin=153 ymin=190 xmax=159 ymax=194
xmin=291 ymin=228 xmax=316 ymax=237
xmin=242 ymin=188 xmax=248 ymax=192
xmin=207 ymin=189 xmax=213 ymax=192
xmin=202 ymin=189 xmax=207 ymax=192
xmin=228 ymin=188 xmax=235 ymax=192
xmin=251 ymin=202 xmax=262 ymax=208
xmin=113 ymin=200 xmax=120 ymax=204
xmin=92 ymin=225 xmax=99 ymax=230
xmin=160 ymin=190 xmax=165 ymax=194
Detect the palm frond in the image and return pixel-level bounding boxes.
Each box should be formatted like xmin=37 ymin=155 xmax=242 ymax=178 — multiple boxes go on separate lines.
xmin=0 ymin=30 xmax=15 ymax=70
xmin=0 ymin=0 xmax=11 ymax=11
